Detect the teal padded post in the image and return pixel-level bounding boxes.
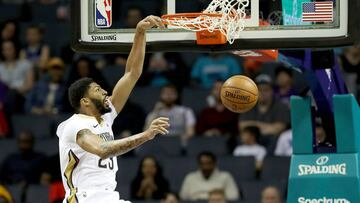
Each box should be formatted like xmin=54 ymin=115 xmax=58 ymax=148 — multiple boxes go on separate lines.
xmin=334 ymin=94 xmax=360 ymax=153
xmin=288 ymin=94 xmax=360 ymax=202
xmin=290 ymin=96 xmax=314 ymax=154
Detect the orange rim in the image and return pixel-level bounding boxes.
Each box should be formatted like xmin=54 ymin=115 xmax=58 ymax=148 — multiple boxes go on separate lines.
xmin=162 ymin=13 xmax=270 ymax=27
xmin=162 ymin=13 xmax=222 ymax=20
xmin=161 ymin=13 xmax=273 ymax=46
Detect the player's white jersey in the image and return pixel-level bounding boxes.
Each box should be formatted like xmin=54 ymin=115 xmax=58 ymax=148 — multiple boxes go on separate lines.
xmin=57 ymin=100 xmax=118 ymax=202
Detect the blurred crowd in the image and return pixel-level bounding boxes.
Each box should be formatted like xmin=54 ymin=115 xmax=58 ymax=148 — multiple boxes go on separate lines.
xmin=1 ymin=0 xmax=360 ymax=203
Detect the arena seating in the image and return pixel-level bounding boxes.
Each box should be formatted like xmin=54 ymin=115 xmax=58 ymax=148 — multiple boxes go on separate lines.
xmin=34 ymin=138 xmax=59 ymax=156
xmin=0 ymin=139 xmax=17 ymax=165
xmin=217 ymin=156 xmax=256 ymax=184
xmin=240 ymin=180 xmax=287 ymax=201
xmin=117 ymin=157 xmax=142 ymax=186
xmin=130 ymin=87 xmax=161 ymax=113
xmin=181 ymin=88 xmax=209 ymax=114
xmin=11 ymin=115 xmax=53 ymax=139
xmin=134 ymin=136 xmax=183 ymax=157
xmin=260 ymin=156 xmax=291 ymax=181
xmin=30 ymin=3 xmax=58 ymax=23
xmin=160 ymin=157 xmax=198 ymax=192
xmin=4 ymin=112 xmax=291 ymax=202
xmin=187 ymin=137 xmax=228 ymax=156
xmin=119 ymin=0 xmax=163 ymax=19
xmin=0 ymin=4 xmax=20 ymax=20
xmin=117 ymin=184 xmax=131 ymax=200
xmin=175 ymin=1 xmax=202 ymax=13
xmin=25 ymin=184 xmax=49 ymax=203
xmin=6 ymin=184 xmax=22 ymax=203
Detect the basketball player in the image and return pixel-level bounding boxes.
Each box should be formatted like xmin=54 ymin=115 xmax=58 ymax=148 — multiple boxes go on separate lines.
xmin=56 ymin=16 xmax=169 ymax=203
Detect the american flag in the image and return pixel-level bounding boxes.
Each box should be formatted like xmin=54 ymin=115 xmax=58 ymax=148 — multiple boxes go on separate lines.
xmin=302 ymin=1 xmax=334 ymax=22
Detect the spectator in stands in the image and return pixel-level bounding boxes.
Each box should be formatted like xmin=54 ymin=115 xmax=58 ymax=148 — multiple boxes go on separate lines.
xmin=261 ymin=186 xmax=282 ymax=203
xmin=0 ymin=40 xmax=34 ymax=113
xmin=0 ymin=20 xmax=20 ymax=46
xmin=0 ymin=184 xmax=13 ymax=203
xmin=274 ymin=129 xmax=292 ymax=157
xmin=126 ymin=6 xmax=145 ymax=28
xmin=161 ymin=192 xmax=179 ymax=203
xmin=274 ymin=65 xmax=297 ymax=107
xmin=208 ymin=189 xmax=227 ymax=203
xmin=25 ymin=57 xmax=66 ymax=115
xmin=131 ymin=156 xmax=170 ymax=200
xmin=206 ymin=80 xmax=222 ymax=107
xmin=191 ymin=53 xmax=242 ymax=89
xmin=145 ymin=84 xmax=195 ymax=143
xmin=238 ymin=74 xmax=290 ymax=149
xmin=20 ymin=25 xmax=50 ymax=75
xmin=64 ymin=56 xmax=110 ymax=112
xmin=67 ymin=56 xmax=109 ymax=91
xmin=233 ymin=126 xmax=267 ymax=170
xmin=180 ymin=152 xmax=239 ymax=201
xmin=0 ymin=131 xmax=46 ymax=186
xmin=275 ymin=123 xmax=331 ymax=156
xmin=106 ymin=33 xmax=189 ymax=80
xmin=141 ymin=52 xmax=184 ymax=88
xmin=197 ymin=81 xmax=238 ymax=136
xmin=56 ymin=2 xmax=70 ymax=21
xmin=338 ymin=43 xmax=360 ymax=96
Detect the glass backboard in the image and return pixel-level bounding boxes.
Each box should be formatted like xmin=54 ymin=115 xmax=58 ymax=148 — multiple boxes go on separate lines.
xmin=71 ymin=0 xmax=360 ymax=53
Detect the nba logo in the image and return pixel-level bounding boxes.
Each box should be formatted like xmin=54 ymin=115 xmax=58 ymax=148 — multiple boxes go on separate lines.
xmin=95 ymin=0 xmax=112 ymax=28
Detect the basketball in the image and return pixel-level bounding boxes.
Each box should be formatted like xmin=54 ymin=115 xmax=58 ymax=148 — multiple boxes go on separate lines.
xmin=220 ymin=75 xmax=258 ymax=113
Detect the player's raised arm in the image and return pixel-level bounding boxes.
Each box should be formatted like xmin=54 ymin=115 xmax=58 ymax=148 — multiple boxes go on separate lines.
xmin=110 ymin=16 xmax=164 ymax=113
xmin=76 ymin=117 xmax=169 ymax=159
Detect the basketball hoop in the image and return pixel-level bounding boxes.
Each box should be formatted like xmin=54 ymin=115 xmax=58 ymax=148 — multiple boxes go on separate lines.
xmin=161 ymin=0 xmax=277 ymax=62
xmin=162 ymin=13 xmax=227 ymax=45
xmin=161 ymin=0 xmax=250 ymax=45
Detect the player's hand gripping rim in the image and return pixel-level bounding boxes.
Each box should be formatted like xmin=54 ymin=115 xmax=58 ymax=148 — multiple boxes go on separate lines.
xmin=136 ymin=15 xmax=165 ymax=31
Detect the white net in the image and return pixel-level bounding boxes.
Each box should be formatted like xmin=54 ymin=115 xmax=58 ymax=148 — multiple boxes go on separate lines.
xmin=162 ymin=0 xmax=250 ymax=44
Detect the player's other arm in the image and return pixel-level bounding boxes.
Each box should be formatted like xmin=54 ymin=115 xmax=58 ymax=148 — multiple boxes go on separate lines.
xmin=76 ymin=117 xmax=169 ymax=159
xmin=110 ymin=16 xmax=164 ymax=113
